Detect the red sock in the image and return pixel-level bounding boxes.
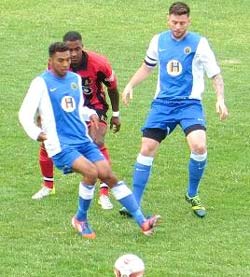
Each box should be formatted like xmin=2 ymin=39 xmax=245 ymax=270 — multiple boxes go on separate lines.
xmin=99 ymin=184 xmax=109 ymax=196
xmin=39 ymin=144 xmax=54 ymax=189
xmin=99 ymin=144 xmax=111 ymax=196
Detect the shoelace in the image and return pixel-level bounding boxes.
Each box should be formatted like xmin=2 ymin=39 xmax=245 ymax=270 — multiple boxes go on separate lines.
xmin=191 ymin=196 xmax=202 ymax=207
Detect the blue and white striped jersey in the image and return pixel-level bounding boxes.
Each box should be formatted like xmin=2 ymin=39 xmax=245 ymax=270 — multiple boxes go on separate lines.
xmin=19 ymin=70 xmax=96 ymax=157
xmin=144 ymin=31 xmax=220 ymax=100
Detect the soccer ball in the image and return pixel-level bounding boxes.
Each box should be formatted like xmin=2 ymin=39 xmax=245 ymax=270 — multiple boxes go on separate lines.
xmin=114 ymin=253 xmax=145 ymax=277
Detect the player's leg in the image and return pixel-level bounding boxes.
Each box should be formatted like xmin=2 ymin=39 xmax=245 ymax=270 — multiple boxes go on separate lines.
xmin=120 ymin=101 xmax=172 ymax=216
xmin=132 ymin=136 xmax=159 ymax=206
xmin=32 ymin=144 xmax=55 ymax=200
xmin=181 ymin=101 xmax=207 ymax=217
xmin=186 ymin=129 xmax=207 ymax=196
xmin=52 ymin=147 xmax=98 ymax=239
xmin=89 ymin=119 xmax=113 ymax=209
xmin=98 ymin=143 xmax=113 ymax=209
xmin=132 ymin=100 xmax=177 ymax=207
xmin=95 ymin=159 xmax=160 ymax=235
xmin=119 ymin=129 xmax=168 ymax=217
xmin=185 ymin=129 xmax=207 ymax=217
xmin=39 ymin=144 xmax=54 ymax=189
xmin=71 ymin=155 xmax=99 ymax=238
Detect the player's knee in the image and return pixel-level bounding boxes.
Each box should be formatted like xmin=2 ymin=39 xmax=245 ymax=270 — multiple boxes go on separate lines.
xmin=192 ymin=143 xmax=207 ymax=154
xmin=84 ymin=164 xmax=98 ymax=180
xmin=140 ymin=138 xmax=159 ymax=156
xmin=99 ymin=167 xmax=112 ymax=180
xmin=98 ymin=166 xmax=116 ymax=186
xmin=101 ymin=174 xmax=118 ymax=188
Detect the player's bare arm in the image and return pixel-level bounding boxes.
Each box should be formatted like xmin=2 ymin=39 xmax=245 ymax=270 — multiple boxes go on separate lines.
xmin=108 ymin=87 xmax=121 ymax=133
xmin=122 ymin=63 xmax=153 ymax=106
xmin=212 ymin=73 xmax=229 ymax=121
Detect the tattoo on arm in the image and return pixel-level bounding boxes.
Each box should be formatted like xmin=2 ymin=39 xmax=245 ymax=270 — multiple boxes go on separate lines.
xmin=212 ymin=74 xmax=224 ymax=99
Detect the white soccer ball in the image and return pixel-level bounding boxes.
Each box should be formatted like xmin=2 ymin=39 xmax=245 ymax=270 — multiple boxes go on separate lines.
xmin=114 ymin=253 xmax=145 ymax=277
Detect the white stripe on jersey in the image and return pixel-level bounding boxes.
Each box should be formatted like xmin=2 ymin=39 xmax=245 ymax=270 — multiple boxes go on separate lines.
xmin=144 ymin=32 xmax=220 ymax=100
xmin=19 ymin=72 xmax=97 ymax=157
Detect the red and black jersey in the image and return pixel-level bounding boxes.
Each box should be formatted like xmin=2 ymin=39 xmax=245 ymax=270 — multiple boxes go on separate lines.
xmin=70 ymin=51 xmax=117 ymax=113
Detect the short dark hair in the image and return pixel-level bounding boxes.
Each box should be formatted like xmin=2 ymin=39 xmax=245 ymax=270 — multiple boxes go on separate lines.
xmin=48 ymin=42 xmax=69 ymax=57
xmin=169 ymin=2 xmax=190 ymax=16
xmin=63 ymin=31 xmax=82 ymax=42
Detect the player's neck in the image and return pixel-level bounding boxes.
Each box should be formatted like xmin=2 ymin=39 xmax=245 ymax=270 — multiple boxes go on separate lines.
xmin=49 ymin=69 xmax=67 ymax=79
xmin=171 ymin=31 xmax=188 ymax=41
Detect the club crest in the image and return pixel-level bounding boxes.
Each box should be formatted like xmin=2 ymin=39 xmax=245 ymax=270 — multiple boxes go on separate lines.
xmin=184 ymin=46 xmax=191 ymax=54
xmin=71 ymin=82 xmax=78 ymax=90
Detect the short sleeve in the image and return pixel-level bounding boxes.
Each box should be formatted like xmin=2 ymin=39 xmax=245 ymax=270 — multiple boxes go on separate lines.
xmin=197 ymin=37 xmax=221 ymax=78
xmin=144 ymin=34 xmax=159 ymax=68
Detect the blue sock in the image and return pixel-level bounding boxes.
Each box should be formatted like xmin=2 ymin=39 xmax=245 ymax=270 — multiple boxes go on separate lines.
xmin=76 ymin=183 xmax=94 ymax=221
xmin=131 ymin=208 xmax=146 ymax=226
xmin=133 ymin=162 xmax=152 ymax=205
xmin=119 ymin=194 xmax=146 ymax=225
xmin=112 ymin=181 xmax=146 ymax=226
xmin=76 ymin=197 xmax=91 ymax=221
xmin=188 ymin=155 xmax=207 ymax=197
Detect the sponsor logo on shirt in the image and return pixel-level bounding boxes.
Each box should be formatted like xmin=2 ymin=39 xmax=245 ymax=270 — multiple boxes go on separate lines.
xmin=166 ymin=59 xmax=182 ymax=76
xmin=61 ymin=96 xmax=76 ymax=112
xmin=81 ymin=77 xmax=92 ymax=95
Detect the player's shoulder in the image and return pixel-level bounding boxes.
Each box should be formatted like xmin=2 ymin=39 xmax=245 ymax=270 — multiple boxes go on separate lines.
xmin=37 ymin=71 xmax=49 ymax=83
xmin=158 ymin=30 xmax=171 ymax=39
xmin=157 ymin=30 xmax=173 ymax=44
xmin=28 ymin=73 xmax=48 ymax=92
xmin=66 ymin=71 xmax=79 ymax=78
xmin=86 ymin=50 xmax=110 ymax=65
xmin=159 ymin=30 xmax=171 ymax=36
xmin=65 ymin=71 xmax=81 ymax=83
xmin=187 ymin=31 xmax=204 ymax=41
xmin=188 ymin=32 xmax=210 ymax=48
xmin=184 ymin=31 xmax=205 ymax=47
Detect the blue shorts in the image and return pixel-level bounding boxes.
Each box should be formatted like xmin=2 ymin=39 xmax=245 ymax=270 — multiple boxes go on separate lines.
xmin=52 ymin=141 xmax=104 ymax=174
xmin=142 ymin=99 xmax=206 ymax=141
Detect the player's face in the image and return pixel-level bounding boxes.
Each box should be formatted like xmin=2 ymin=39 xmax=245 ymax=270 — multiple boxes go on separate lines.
xmin=49 ymin=51 xmax=71 ymax=77
xmin=65 ymin=40 xmax=83 ymax=66
xmin=168 ymin=14 xmax=190 ymax=39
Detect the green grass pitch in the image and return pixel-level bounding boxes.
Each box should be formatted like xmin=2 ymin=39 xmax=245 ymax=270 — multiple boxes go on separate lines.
xmin=0 ymin=0 xmax=249 ymax=276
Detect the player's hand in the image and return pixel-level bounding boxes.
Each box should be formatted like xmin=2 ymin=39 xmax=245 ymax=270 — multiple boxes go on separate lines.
xmin=37 ymin=132 xmax=47 ymax=142
xmin=122 ymin=84 xmax=133 ymax=106
xmin=216 ymin=100 xmax=228 ymax=120
xmin=110 ymin=116 xmax=121 ymax=133
xmin=89 ymin=114 xmax=99 ymax=130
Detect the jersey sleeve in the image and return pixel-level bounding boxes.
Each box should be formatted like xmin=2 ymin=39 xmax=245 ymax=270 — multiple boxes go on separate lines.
xmin=80 ymin=106 xmax=98 ymax=122
xmin=144 ymin=34 xmax=159 ymax=68
xmin=18 ymin=77 xmax=45 ymax=140
xmin=197 ymin=37 xmax=221 ymax=78
xmin=98 ymin=56 xmax=117 ymax=90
